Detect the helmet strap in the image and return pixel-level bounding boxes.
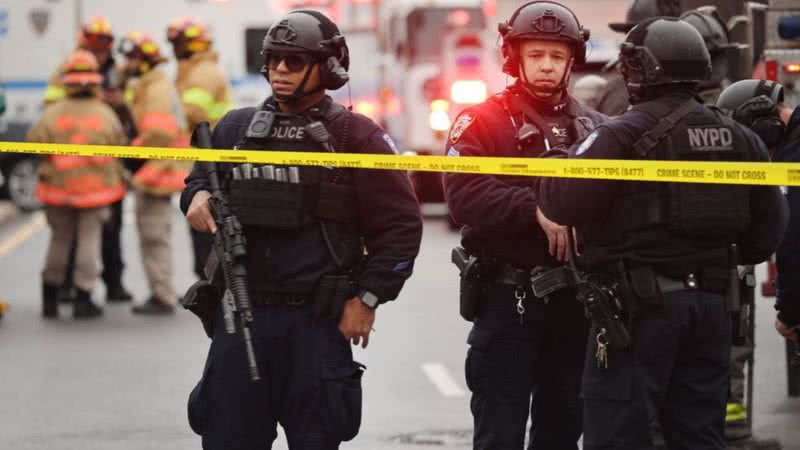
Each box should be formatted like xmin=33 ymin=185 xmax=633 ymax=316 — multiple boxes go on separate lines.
xmin=518 ymin=57 xmax=573 ymax=102
xmin=272 ymin=62 xmax=324 ymax=104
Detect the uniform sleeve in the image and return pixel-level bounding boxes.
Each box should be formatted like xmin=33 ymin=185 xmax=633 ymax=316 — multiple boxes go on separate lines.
xmin=737 ymin=127 xmax=789 ymax=265
xmin=537 ymin=126 xmax=626 ymax=225
xmin=353 ymin=127 xmax=423 ymax=303
xmin=135 ymin=80 xmax=180 ymax=148
xmin=181 ymin=63 xmax=233 ymax=129
xmin=180 ymin=110 xmax=240 ymax=214
xmin=443 ymin=109 xmax=540 ymax=235
xmin=775 ymin=109 xmax=800 ymax=326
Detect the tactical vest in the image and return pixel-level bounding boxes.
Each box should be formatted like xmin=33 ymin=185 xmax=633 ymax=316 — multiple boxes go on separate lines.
xmin=586 ymin=98 xmax=753 ymax=244
xmin=225 ymin=101 xmax=363 ymax=278
xmin=503 ymin=93 xmax=597 ymax=154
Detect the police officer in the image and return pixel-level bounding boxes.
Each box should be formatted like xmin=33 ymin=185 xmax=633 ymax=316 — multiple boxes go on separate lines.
xmin=181 ymin=10 xmax=422 ymax=449
xmin=444 ymin=2 xmax=605 ymax=448
xmin=538 ymin=19 xmax=788 ymax=449
xmin=717 ymin=79 xmax=800 ymax=347
xmin=681 ymin=7 xmax=738 ymax=104
xmin=28 ymin=50 xmax=127 ymax=319
xmin=596 ymin=0 xmax=679 ymax=116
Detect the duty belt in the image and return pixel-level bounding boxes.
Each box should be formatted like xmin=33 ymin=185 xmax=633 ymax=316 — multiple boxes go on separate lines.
xmin=249 ymin=290 xmax=309 ymax=306
xmin=655 ymin=271 xmax=727 ymax=294
xmin=492 ymin=264 xmax=575 ymax=298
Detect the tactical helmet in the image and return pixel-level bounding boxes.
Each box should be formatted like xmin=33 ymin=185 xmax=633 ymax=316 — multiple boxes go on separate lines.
xmin=716 ymin=79 xmax=786 ymax=148
xmin=119 ymin=32 xmax=167 ymax=74
xmin=499 ymin=1 xmax=590 ymax=76
xmin=62 ymin=50 xmax=103 ymax=86
xmin=609 ymin=0 xmax=680 ymax=34
xmin=261 ymin=10 xmax=350 ymax=91
xmin=680 ymin=7 xmax=735 ymax=56
xmin=619 ymin=18 xmax=711 ymax=99
xmin=167 ymin=17 xmax=212 ymax=57
xmin=78 ymin=16 xmax=114 ymax=52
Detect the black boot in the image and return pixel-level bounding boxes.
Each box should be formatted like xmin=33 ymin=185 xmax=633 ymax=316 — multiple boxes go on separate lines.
xmin=132 ymin=296 xmax=175 ymax=315
xmin=42 ymin=283 xmax=59 ymax=319
xmin=106 ymin=282 xmax=133 ymax=303
xmin=73 ymin=288 xmax=103 ymax=319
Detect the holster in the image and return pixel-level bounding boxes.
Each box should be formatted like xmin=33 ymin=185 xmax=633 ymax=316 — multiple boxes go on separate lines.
xmin=311 ymin=275 xmax=354 ymax=320
xmin=618 ymin=263 xmax=664 ymax=316
xmin=181 ymin=280 xmax=221 ymax=338
xmin=452 ymin=247 xmax=483 ymax=322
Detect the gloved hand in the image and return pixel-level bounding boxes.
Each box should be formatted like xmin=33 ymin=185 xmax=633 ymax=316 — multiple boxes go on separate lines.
xmin=733 ymin=94 xmax=778 ymax=127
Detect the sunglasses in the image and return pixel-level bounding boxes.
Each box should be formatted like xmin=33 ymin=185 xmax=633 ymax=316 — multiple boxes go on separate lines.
xmin=266 ymin=53 xmax=312 ymax=73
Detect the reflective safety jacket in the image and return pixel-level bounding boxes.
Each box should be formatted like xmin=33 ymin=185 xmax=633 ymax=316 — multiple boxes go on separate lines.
xmin=27 ymin=97 xmax=126 ymax=208
xmin=175 ymin=50 xmax=233 ymax=130
xmin=127 ymin=68 xmax=191 ymax=196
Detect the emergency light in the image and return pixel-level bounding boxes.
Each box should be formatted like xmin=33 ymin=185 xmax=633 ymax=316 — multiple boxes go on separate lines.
xmin=451 ymin=80 xmax=487 ymax=105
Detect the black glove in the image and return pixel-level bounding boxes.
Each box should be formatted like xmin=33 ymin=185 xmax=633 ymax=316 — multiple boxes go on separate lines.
xmin=539 ymin=147 xmax=569 ymax=159
xmin=733 ymin=95 xmax=778 ymax=127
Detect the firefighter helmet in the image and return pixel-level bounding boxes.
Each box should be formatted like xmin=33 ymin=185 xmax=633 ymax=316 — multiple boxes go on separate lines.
xmin=62 ymin=50 xmax=103 ymax=86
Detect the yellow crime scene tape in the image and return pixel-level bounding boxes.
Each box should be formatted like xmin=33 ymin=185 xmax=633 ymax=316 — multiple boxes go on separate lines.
xmin=2 ymin=140 xmax=800 ymax=187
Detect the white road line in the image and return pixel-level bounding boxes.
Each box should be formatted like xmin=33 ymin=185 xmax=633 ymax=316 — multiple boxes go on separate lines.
xmin=0 ymin=212 xmax=46 ymax=259
xmin=421 ymin=362 xmax=466 ymax=398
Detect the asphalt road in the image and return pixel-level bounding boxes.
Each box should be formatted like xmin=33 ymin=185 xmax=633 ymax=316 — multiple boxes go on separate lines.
xmin=0 ymin=199 xmax=797 ymax=449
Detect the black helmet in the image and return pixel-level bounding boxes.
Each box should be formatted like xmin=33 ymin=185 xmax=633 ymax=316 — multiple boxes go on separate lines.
xmin=261 ymin=10 xmax=349 ymax=91
xmin=609 ymin=0 xmax=680 ymax=34
xmin=619 ymin=17 xmax=711 ymax=101
xmin=716 ymin=79 xmax=786 ymax=148
xmin=499 ymin=0 xmax=590 ymax=77
xmin=680 ymin=7 xmax=735 ymax=56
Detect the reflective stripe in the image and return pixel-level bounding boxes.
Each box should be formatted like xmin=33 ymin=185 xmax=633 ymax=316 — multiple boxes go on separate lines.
xmin=37 ymin=182 xmax=125 ymax=208
xmin=181 ymin=87 xmax=232 ymax=122
xmin=181 ymin=87 xmax=215 ymax=112
xmin=133 ymin=165 xmax=188 ymax=190
xmin=44 ymin=85 xmax=66 ymax=103
xmin=141 ymin=112 xmax=179 ymax=134
xmin=209 ymin=100 xmax=233 ymax=122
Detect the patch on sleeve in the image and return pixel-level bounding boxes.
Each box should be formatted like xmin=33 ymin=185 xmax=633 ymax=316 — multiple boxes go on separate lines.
xmin=780 ymin=186 xmax=788 ymax=196
xmin=447 ymin=146 xmax=460 ymax=157
xmin=382 ymin=133 xmax=400 ymax=154
xmin=575 ymin=131 xmax=599 ymax=156
xmin=449 ymin=113 xmax=475 ymax=144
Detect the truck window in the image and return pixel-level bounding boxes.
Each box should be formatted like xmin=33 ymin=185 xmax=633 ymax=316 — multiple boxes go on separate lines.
xmin=407 ymin=8 xmax=484 ymax=64
xmin=245 ymin=27 xmax=270 ymax=75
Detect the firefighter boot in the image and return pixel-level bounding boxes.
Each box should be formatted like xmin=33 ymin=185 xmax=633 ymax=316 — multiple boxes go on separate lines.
xmin=73 ymin=288 xmax=103 ymax=319
xmin=42 ymin=282 xmax=59 ymax=319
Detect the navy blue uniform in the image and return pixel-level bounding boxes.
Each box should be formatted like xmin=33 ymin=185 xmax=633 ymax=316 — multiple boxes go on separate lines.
xmin=776 ymin=107 xmax=800 ymax=328
xmin=181 ymin=96 xmax=423 ymax=450
xmin=538 ymin=91 xmax=788 ymax=450
xmin=444 ymin=83 xmax=606 ymax=450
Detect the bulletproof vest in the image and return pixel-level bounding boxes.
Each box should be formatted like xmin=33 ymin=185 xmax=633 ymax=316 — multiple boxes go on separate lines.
xmin=226 ymin=103 xmax=359 ymax=231
xmin=587 ymin=98 xmax=753 ymax=244
xmin=505 ymin=93 xmax=593 ymax=154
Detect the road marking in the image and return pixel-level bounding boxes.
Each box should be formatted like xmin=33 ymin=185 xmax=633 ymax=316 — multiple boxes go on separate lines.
xmin=0 ymin=212 xmax=46 ymax=259
xmin=421 ymin=363 xmax=466 ymax=398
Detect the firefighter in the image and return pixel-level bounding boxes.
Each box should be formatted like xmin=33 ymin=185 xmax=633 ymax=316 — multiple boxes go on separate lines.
xmin=119 ymin=32 xmax=190 ymax=315
xmin=44 ymin=15 xmax=135 ymax=304
xmin=28 ymin=50 xmax=127 ymax=319
xmin=167 ymin=16 xmax=233 ymax=281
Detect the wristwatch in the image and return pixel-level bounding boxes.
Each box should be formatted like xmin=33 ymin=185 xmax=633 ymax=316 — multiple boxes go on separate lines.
xmin=358 ymin=290 xmax=380 ymax=309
